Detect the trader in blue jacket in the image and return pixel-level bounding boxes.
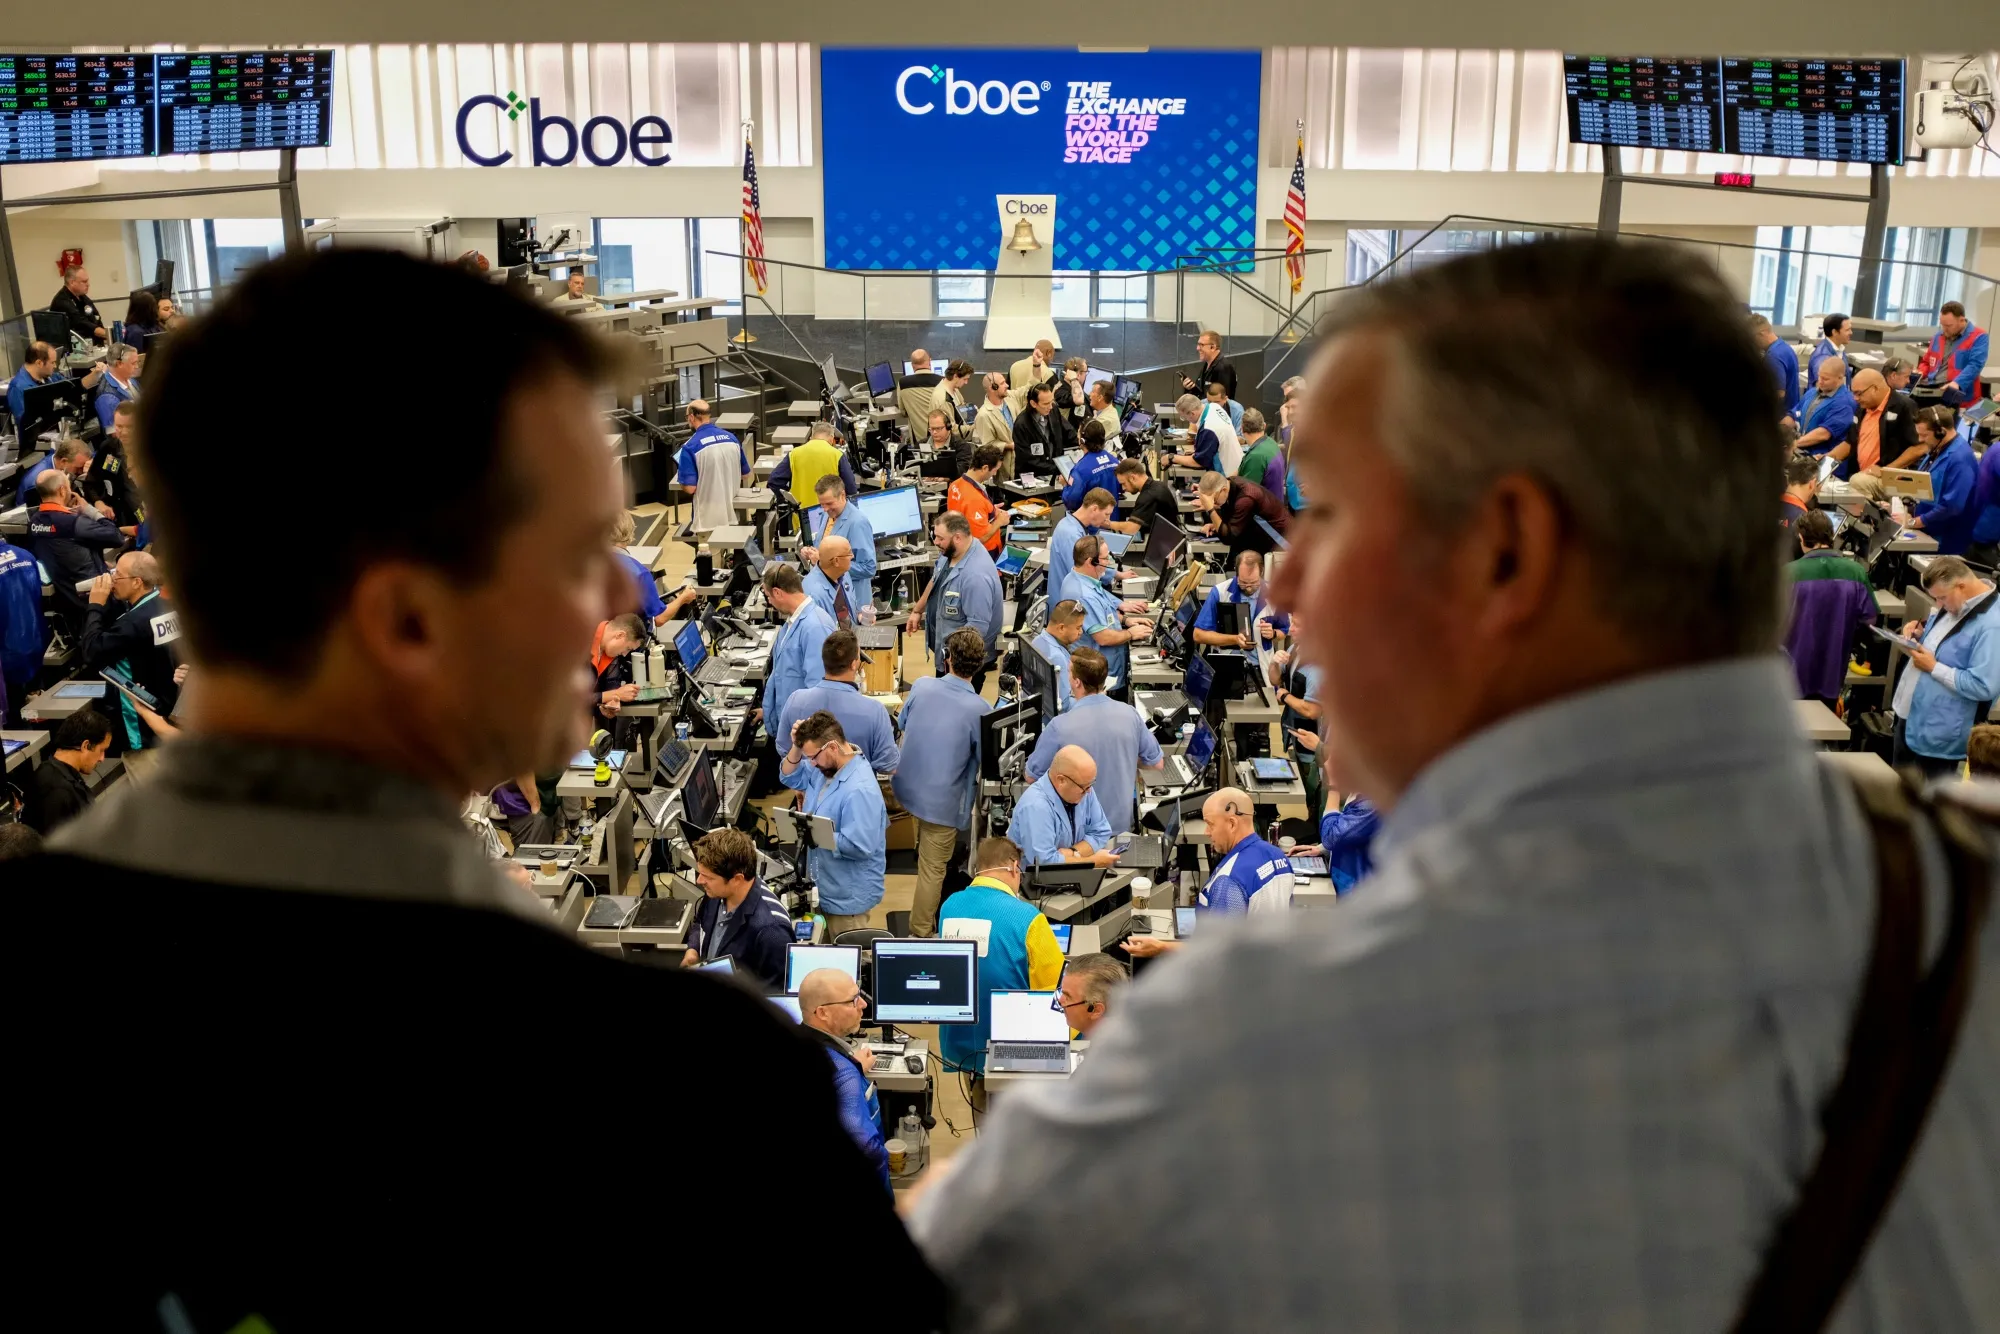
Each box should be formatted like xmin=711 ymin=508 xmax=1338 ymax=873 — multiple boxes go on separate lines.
xmin=906 ymin=511 xmax=1003 ymax=690
xmin=1060 ymin=419 xmax=1122 ymax=514
xmin=803 ymin=473 xmax=877 ymax=606
xmin=760 ymin=564 xmax=838 ymax=740
xmin=1753 ymin=314 xmax=1800 ymax=417
xmin=1006 ymin=745 xmax=1115 ymax=867
xmin=1919 ymin=302 xmax=1988 ymax=408
xmin=781 ymin=710 xmax=889 ymax=936
xmin=1791 ymin=356 xmax=1858 ymax=474
xmin=1906 ymin=409 xmax=1980 ymax=555
xmin=1891 ymin=555 xmax=2000 ymax=779
xmin=798 ymin=967 xmax=891 ymax=1189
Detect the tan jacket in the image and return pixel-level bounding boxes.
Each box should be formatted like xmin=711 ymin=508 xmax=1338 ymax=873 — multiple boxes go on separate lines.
xmin=1007 ymin=356 xmax=1057 ymax=415
xmin=974 ymin=399 xmax=1016 ymax=448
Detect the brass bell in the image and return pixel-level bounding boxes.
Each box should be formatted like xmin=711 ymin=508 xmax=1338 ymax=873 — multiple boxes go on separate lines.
xmin=1005 ymin=218 xmax=1042 ymax=253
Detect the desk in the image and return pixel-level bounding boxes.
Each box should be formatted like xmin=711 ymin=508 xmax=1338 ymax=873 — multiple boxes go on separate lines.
xmin=3 ymin=729 xmax=48 ymax=773
xmin=0 ymin=504 xmax=26 ymax=536
xmin=22 ymin=684 xmax=102 ymax=722
xmin=864 ymin=1037 xmax=932 ymax=1094
xmin=1817 ymin=749 xmax=1896 ymax=783
xmin=1793 ymin=699 xmax=1851 ymax=744
xmin=717 ymin=411 xmax=756 ymax=434
xmin=984 ymin=1046 xmax=1085 ymax=1089
xmin=786 ymin=400 xmax=822 ymax=419
xmin=558 ymin=765 xmax=626 ymax=800
xmin=1234 ymin=758 xmax=1305 ymax=803
xmin=771 ymin=424 xmax=811 ymax=447
xmin=704 ymin=525 xmax=756 ymax=552
xmin=1875 ymin=588 xmax=1907 ymax=620
xmin=1889 ymin=529 xmax=1939 ymax=555
xmin=1035 ymin=866 xmax=1139 ymax=927
xmin=732 ymin=487 xmax=774 ymax=515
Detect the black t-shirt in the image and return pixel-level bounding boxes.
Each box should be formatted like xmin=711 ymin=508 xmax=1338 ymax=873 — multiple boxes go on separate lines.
xmin=49 ymin=287 xmax=102 ymax=344
xmin=21 ymin=758 xmax=91 ymax=833
xmin=1127 ymin=478 xmax=1179 ymax=536
xmin=5 ymin=856 xmax=947 ymax=1331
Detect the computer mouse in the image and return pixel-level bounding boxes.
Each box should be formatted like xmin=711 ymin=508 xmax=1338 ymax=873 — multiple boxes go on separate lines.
xmin=904 ymin=1054 xmax=923 ymax=1074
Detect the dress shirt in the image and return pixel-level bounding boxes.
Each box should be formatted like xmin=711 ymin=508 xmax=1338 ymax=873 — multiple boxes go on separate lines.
xmin=803 ymin=564 xmax=860 ymax=629
xmin=1024 ymin=693 xmax=1161 ymax=836
xmin=913 ymin=657 xmax=2000 ymax=1331
xmin=780 ymin=755 xmax=888 ymax=916
xmin=1004 ymin=773 xmax=1111 ymax=865
xmin=891 ymin=673 xmax=990 ymax=829
xmin=822 ymin=504 xmax=878 ymax=602
xmin=779 ymin=679 xmax=900 ymax=775
xmin=1062 ymin=570 xmax=1131 ymax=688
xmin=763 ymin=601 xmax=837 ymax=738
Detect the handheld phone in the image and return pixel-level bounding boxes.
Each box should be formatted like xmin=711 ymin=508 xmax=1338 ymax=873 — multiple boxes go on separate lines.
xmin=1175 ymin=906 xmax=1197 ymax=937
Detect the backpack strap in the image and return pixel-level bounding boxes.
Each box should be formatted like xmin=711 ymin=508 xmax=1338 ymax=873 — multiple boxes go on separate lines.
xmin=1731 ymin=772 xmax=1993 ymax=1331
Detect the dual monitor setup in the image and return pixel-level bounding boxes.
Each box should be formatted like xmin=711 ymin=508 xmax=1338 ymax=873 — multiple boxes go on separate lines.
xmin=863 ymin=362 xmax=1142 ymax=411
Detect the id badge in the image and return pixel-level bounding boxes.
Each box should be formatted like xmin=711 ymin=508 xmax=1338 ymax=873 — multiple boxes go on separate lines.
xmin=942 ymin=589 xmax=965 ymax=622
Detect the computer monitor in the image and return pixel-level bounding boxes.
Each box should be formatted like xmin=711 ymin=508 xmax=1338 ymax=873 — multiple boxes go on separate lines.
xmin=1142 ymin=517 xmax=1188 ymax=575
xmin=1184 ymin=654 xmax=1214 ymax=709
xmin=1049 ymin=922 xmax=1073 ymax=955
xmin=674 ymin=619 xmax=708 ymax=676
xmin=148 ymin=258 xmax=175 ymax=297
xmin=786 ymin=943 xmax=862 ymax=995
xmin=17 ymin=376 xmax=87 ymax=442
xmin=990 ymin=991 xmax=1068 ymax=1043
xmin=1122 ymin=410 xmax=1154 ymax=436
xmin=694 ymin=956 xmax=736 ymax=975
xmin=682 ymin=748 xmax=721 ymax=831
xmin=138 ymin=329 xmax=171 ymax=355
xmin=1114 ymin=375 xmax=1141 ymax=405
xmin=28 ymin=310 xmax=68 ymax=346
xmin=980 ymin=699 xmax=1042 ymax=781
xmin=1021 ymin=642 xmax=1057 ymax=720
xmin=865 ymin=362 xmax=896 ymax=397
xmin=1082 ymin=366 xmax=1114 ymax=399
xmin=1023 ymin=863 xmax=1107 ymax=897
xmin=769 ymin=995 xmax=804 ymax=1022
xmin=855 ymin=485 xmax=924 ymax=538
xmin=870 ymin=937 xmax=979 ymax=1025
xmin=1177 ymin=718 xmax=1218 ymax=778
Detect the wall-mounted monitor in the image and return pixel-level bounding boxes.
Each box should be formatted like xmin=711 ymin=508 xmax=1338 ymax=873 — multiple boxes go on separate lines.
xmin=0 ymin=53 xmax=155 ymax=163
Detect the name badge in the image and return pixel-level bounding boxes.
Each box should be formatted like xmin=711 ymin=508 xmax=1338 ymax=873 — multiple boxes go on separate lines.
xmin=149 ymin=611 xmax=180 ymax=646
xmin=942 ymin=589 xmax=965 ymax=621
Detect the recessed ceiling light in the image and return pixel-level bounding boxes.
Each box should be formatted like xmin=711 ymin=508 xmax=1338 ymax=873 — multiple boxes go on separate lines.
xmin=944 ymin=321 xmax=965 ymax=328
xmin=1089 ymin=322 xmax=1111 ymax=328
xmin=1090 ymin=346 xmax=1115 ymax=353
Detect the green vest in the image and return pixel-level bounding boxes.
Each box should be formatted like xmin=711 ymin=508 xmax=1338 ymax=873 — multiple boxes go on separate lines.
xmin=1238 ymin=435 xmax=1280 ymax=487
xmin=787 ymin=438 xmax=844 ymax=508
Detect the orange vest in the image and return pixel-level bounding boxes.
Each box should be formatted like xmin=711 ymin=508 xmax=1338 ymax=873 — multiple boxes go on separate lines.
xmin=948 ymin=475 xmax=1003 ymax=552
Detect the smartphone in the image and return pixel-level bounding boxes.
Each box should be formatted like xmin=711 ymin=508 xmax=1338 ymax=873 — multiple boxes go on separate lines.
xmin=1175 ymin=906 xmax=1197 ymax=937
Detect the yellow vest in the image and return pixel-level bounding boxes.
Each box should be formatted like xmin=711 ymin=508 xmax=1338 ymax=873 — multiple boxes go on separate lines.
xmin=786 ymin=438 xmax=843 ymax=508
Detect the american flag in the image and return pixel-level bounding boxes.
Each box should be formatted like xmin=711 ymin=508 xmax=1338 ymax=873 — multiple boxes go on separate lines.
xmin=741 ymin=133 xmax=768 ymax=296
xmin=1283 ymin=132 xmax=1307 ymax=295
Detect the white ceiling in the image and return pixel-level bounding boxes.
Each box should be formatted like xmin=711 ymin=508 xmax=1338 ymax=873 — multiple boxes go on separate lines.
xmin=5 ymin=1 xmax=1989 ymax=51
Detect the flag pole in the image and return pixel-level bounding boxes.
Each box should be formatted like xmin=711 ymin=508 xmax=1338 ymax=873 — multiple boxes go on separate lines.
xmin=732 ymin=117 xmax=759 ymax=345
xmin=1280 ymin=118 xmax=1305 ymax=344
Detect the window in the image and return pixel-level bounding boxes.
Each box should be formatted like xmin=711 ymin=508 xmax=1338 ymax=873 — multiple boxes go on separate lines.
xmin=937 ymin=272 xmax=989 ymax=318
xmin=1749 ymin=226 xmax=1970 ymax=326
xmin=1096 ymin=272 xmax=1148 ymax=320
xmin=593 ymin=218 xmax=743 ymax=308
xmin=1050 ymin=275 xmax=1092 ymax=320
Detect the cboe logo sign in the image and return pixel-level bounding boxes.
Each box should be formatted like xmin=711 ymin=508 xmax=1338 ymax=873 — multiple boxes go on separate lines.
xmin=455 ymin=93 xmax=674 ymax=167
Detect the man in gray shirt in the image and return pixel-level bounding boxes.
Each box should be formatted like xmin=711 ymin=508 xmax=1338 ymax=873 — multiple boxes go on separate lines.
xmin=911 ymin=239 xmax=2000 ymax=1331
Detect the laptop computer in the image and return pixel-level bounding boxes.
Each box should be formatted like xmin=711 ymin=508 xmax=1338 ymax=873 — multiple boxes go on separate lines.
xmin=1111 ymin=830 xmax=1170 ymax=869
xmin=631 ymin=896 xmax=692 ymax=931
xmin=994 ymin=544 xmax=1031 ymax=577
xmin=986 ymin=991 xmax=1072 ymax=1074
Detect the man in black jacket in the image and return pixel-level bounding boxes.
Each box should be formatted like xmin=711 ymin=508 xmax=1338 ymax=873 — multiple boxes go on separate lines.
xmin=1012 ymin=382 xmax=1063 ymax=474
xmin=84 ymin=399 xmax=144 ymax=531
xmin=681 ymin=826 xmax=795 ymax=989
xmin=26 ymin=470 xmax=122 ymax=636
xmin=81 ymin=551 xmax=181 ymax=749
xmin=1179 ymin=328 xmax=1237 ymax=402
xmin=48 ymin=264 xmax=106 ymax=345
xmin=14 ymin=249 xmax=945 ymax=1332
xmin=20 ymin=706 xmax=111 ymax=834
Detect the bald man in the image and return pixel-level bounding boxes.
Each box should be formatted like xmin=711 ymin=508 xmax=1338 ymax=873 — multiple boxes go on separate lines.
xmin=1841 ymin=367 xmax=1923 ymax=498
xmin=803 ymin=533 xmax=863 ymax=630
xmin=798 ymin=967 xmax=890 ymax=1190
xmin=1195 ymin=787 xmax=1293 ymax=916
xmin=1005 ymin=743 xmax=1115 ymax=866
xmin=676 ymin=397 xmax=748 ymax=534
xmin=82 ymin=549 xmax=183 ymax=750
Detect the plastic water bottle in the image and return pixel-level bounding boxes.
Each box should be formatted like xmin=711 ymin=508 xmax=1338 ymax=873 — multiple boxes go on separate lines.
xmin=647 ymin=643 xmax=667 ymax=683
xmin=898 ymin=1109 xmax=924 ymax=1173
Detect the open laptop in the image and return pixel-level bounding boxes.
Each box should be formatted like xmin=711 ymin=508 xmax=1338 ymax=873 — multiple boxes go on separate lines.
xmin=1111 ymin=830 xmax=1170 ymax=869
xmin=1161 ymin=718 xmax=1217 ymax=789
xmin=994 ymin=544 xmax=1031 ymax=577
xmin=986 ymin=991 xmax=1072 ymax=1074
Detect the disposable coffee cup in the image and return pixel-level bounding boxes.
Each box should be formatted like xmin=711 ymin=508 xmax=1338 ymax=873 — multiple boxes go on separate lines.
xmin=539 ymin=857 xmax=558 ymax=878
xmin=1131 ymin=876 xmax=1153 ymax=910
xmin=886 ymin=1139 xmax=907 ymax=1173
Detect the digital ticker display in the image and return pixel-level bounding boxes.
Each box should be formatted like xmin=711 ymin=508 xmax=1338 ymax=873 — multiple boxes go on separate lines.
xmin=1563 ymin=54 xmax=1904 ymax=164
xmin=0 ymin=53 xmax=154 ymax=163
xmin=820 ymin=48 xmax=1261 ymax=271
xmin=0 ymin=49 xmax=333 ymax=165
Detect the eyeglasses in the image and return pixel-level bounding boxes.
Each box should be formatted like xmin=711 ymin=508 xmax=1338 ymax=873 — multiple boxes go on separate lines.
xmin=1053 ymin=772 xmax=1094 ymax=793
xmin=1051 ymin=993 xmax=1094 ymax=1014
xmin=820 ymin=988 xmax=870 ymax=1011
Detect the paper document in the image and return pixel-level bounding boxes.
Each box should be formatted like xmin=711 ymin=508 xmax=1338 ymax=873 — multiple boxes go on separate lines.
xmin=1870 ymin=625 xmax=1925 ymax=654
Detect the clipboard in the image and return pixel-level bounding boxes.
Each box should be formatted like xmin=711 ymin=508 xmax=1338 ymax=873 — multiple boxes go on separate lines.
xmin=1870 ymin=624 xmax=1924 ymax=654
xmin=771 ymin=807 xmax=840 ymax=851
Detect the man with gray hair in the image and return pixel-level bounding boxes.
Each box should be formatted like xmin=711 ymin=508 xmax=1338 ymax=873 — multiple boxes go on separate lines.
xmin=1889 ymin=553 xmax=2000 ymax=780
xmin=912 ymin=238 xmax=2000 ymax=1329
xmin=1053 ymin=952 xmax=1125 ymax=1038
xmin=82 ymin=549 xmax=184 ymax=749
xmin=1170 ymin=390 xmax=1239 ymax=474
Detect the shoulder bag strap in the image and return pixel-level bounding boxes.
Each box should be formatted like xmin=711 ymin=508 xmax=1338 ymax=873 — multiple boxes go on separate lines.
xmin=1731 ymin=774 xmax=1993 ymax=1332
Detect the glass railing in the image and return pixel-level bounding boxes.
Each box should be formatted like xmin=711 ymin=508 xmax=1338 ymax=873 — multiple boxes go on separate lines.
xmin=1254 ymin=216 xmax=2000 ymax=393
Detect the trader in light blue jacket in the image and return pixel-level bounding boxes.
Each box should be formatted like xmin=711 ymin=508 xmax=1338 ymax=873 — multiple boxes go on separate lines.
xmin=1891 ymin=555 xmax=2000 ymax=779
xmin=761 ymin=564 xmax=837 ymax=740
xmin=781 ymin=710 xmax=889 ymax=935
xmin=1005 ymin=745 xmax=1115 ymax=867
xmin=907 ymin=511 xmax=1004 ymax=689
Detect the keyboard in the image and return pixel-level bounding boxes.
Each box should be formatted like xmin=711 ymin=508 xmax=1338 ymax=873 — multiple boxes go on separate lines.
xmin=1163 ymin=754 xmax=1197 ymax=787
xmin=692 ymin=657 xmax=734 ymax=686
xmin=999 ymin=1043 xmax=1066 ymax=1061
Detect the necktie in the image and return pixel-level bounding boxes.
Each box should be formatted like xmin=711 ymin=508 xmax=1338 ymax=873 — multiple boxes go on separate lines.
xmin=1002 ymin=405 xmax=1015 ymax=429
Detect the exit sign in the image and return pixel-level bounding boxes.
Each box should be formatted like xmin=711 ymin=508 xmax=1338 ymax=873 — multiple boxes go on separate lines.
xmin=1714 ymin=171 xmax=1757 ymax=188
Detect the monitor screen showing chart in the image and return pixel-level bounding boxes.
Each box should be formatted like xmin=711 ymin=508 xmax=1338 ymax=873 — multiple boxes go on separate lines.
xmin=0 ymin=49 xmax=333 ymax=164
xmin=1562 ymin=54 xmax=1903 ymax=164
